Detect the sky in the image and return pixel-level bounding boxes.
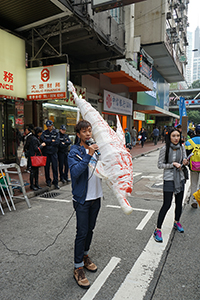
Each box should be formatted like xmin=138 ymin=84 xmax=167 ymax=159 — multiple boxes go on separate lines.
xmin=188 ymin=0 xmax=200 ymax=33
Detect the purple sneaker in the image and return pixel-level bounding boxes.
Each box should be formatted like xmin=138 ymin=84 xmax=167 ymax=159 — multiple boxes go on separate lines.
xmin=174 ymin=222 xmax=184 ymax=233
xmin=153 ymin=229 xmax=163 ymax=242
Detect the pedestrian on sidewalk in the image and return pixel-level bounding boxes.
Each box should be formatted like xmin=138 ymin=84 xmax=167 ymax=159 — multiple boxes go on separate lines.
xmin=68 ymin=120 xmax=103 ymax=289
xmin=175 ymin=123 xmax=185 ymax=144
xmin=23 ymin=124 xmax=34 ymax=172
xmin=140 ymin=128 xmax=146 ymax=148
xmin=130 ymin=126 xmax=137 ymax=147
xmin=161 ymin=126 xmax=166 ymax=143
xmin=152 ymin=126 xmax=159 ymax=145
xmin=154 ymin=128 xmax=188 ymax=243
xmin=125 ymin=128 xmax=132 ymax=150
xmin=185 ymin=124 xmax=200 ymax=209
xmin=58 ymin=124 xmax=72 ymax=183
xmin=40 ymin=120 xmax=60 ymax=189
xmin=29 ymin=127 xmax=46 ymax=190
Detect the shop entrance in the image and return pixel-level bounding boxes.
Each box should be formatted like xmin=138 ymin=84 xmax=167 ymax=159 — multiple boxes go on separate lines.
xmin=5 ymin=100 xmax=17 ymax=162
xmin=0 ymin=101 xmax=5 ymax=162
xmin=3 ymin=99 xmax=24 ymax=163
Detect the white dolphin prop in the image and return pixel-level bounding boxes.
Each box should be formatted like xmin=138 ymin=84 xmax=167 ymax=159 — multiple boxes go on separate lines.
xmin=116 ymin=114 xmax=125 ymax=144
xmin=68 ymin=81 xmax=133 ymax=215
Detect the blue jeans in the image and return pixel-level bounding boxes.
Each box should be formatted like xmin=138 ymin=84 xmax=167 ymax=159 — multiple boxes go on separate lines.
xmin=73 ymin=198 xmax=101 ymax=268
xmin=132 ymin=137 xmax=136 ymax=146
xmin=154 ymin=136 xmax=158 ymax=145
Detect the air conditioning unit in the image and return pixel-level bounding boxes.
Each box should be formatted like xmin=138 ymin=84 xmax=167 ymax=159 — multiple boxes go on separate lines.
xmin=172 ymin=38 xmax=180 ymax=44
xmin=175 ymin=17 xmax=182 ymax=23
xmin=170 ymin=27 xmax=177 ymax=34
xmin=167 ymin=12 xmax=172 ymax=20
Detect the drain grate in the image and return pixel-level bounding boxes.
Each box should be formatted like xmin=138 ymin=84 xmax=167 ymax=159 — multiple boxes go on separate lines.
xmin=40 ymin=192 xmax=61 ymax=198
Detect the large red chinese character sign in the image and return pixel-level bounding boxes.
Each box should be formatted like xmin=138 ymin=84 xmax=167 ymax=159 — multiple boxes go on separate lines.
xmin=0 ymin=70 xmax=14 ymax=91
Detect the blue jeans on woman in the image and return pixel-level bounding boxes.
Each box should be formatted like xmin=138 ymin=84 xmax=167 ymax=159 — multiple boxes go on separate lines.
xmin=73 ymin=198 xmax=101 ymax=268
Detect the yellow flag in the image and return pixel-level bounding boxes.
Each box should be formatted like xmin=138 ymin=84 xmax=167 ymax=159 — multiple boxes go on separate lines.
xmin=193 ymin=189 xmax=200 ymax=206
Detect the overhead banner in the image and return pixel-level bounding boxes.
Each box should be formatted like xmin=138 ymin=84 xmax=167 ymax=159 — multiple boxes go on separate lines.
xmin=179 ymin=96 xmax=187 ymax=124
xmin=27 ymin=64 xmax=68 ymax=100
xmin=0 ymin=29 xmax=26 ymax=99
xmin=185 ymin=99 xmax=200 ymax=105
xmin=104 ymin=90 xmax=132 ymax=115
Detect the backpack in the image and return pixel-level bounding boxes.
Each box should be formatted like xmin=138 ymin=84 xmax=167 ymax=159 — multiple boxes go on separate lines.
xmin=188 ymin=139 xmax=200 ymax=172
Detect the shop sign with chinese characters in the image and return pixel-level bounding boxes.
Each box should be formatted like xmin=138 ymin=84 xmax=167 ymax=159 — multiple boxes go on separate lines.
xmin=0 ymin=29 xmax=26 ymax=99
xmin=133 ymin=111 xmax=145 ymax=121
xmin=0 ymin=71 xmax=14 ymax=91
xmin=27 ymin=64 xmax=68 ymax=100
xmin=104 ymin=90 xmax=132 ymax=115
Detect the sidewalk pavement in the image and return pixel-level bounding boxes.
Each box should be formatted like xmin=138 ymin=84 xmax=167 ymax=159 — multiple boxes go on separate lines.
xmin=2 ymin=140 xmax=164 ymax=202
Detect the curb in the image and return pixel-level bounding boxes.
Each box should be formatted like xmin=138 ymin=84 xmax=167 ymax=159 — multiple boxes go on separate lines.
xmin=26 ymin=181 xmax=70 ymax=199
xmin=132 ymin=146 xmax=162 ymax=159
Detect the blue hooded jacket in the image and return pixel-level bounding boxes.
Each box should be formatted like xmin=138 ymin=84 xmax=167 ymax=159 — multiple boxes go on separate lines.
xmin=68 ymin=144 xmax=92 ymax=204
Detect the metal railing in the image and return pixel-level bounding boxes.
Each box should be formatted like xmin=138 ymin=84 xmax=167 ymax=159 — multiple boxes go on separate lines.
xmin=0 ymin=163 xmax=31 ymax=215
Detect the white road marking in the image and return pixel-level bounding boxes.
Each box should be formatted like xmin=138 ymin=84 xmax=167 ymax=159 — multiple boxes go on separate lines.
xmin=154 ymin=182 xmax=163 ymax=186
xmin=136 ymin=210 xmax=154 ymax=230
xmin=37 ymin=197 xmax=71 ymax=203
xmin=112 ymin=179 xmax=190 ymax=300
xmin=112 ymin=203 xmax=174 ymax=300
xmin=81 ymin=257 xmax=121 ymax=300
xmin=156 ymin=174 xmax=163 ymax=180
xmin=106 ymin=205 xmax=155 ymax=230
xmin=141 ymin=175 xmax=154 ymax=178
xmin=133 ymin=172 xmax=142 ymax=177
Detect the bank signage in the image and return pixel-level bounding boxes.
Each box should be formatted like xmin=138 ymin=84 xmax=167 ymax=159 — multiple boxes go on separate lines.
xmin=133 ymin=111 xmax=145 ymax=121
xmin=0 ymin=29 xmax=26 ymax=99
xmin=27 ymin=64 xmax=68 ymax=100
xmin=103 ymin=90 xmax=132 ymax=115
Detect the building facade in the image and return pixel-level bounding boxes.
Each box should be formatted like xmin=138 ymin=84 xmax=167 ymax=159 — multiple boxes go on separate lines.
xmin=0 ymin=29 xmax=26 ymax=163
xmin=0 ymin=0 xmax=190 ymax=162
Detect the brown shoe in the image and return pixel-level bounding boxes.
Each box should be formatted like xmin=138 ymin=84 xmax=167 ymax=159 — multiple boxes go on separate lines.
xmin=83 ymin=255 xmax=97 ymax=272
xmin=191 ymin=203 xmax=198 ymax=209
xmin=74 ymin=267 xmax=90 ymax=289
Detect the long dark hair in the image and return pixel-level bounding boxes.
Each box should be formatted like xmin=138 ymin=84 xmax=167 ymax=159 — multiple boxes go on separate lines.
xmin=35 ymin=127 xmax=43 ymax=137
xmin=165 ymin=128 xmax=181 ymax=163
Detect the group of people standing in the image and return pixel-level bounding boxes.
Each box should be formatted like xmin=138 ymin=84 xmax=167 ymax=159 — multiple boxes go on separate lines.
xmin=125 ymin=126 xmax=147 ymax=149
xmin=23 ymin=120 xmax=71 ymax=191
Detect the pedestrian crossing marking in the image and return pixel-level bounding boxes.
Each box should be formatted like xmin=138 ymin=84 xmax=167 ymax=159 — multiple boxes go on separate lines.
xmin=37 ymin=197 xmax=71 ymax=203
xmin=81 ymin=257 xmax=121 ymax=300
xmin=106 ymin=205 xmax=154 ymax=230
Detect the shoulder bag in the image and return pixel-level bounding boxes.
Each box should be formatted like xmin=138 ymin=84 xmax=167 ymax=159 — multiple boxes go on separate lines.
xmin=31 ymin=148 xmax=47 ymax=167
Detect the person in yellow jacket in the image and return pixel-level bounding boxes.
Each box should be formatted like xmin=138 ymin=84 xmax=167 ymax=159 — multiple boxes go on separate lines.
xmin=185 ymin=124 xmax=200 ymax=208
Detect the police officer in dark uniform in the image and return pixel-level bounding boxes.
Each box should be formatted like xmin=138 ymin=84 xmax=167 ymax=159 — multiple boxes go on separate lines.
xmin=58 ymin=124 xmax=72 ymax=183
xmin=40 ymin=120 xmax=60 ymax=189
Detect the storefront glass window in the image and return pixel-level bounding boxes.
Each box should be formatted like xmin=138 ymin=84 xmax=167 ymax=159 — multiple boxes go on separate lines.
xmin=15 ymin=100 xmax=24 ymax=160
xmin=42 ymin=100 xmax=80 ymax=143
xmin=0 ymin=101 xmax=5 ymax=161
